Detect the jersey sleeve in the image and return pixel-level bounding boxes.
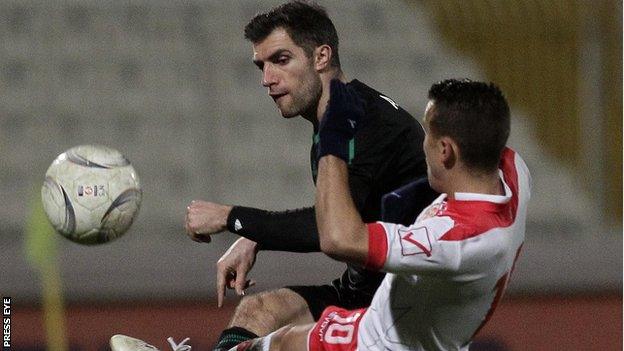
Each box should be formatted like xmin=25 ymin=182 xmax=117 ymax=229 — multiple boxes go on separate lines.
xmin=365 ymin=216 xmax=461 ymax=274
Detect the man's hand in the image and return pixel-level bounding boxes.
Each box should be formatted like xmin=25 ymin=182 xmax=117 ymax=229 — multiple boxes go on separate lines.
xmin=216 ymin=237 xmax=259 ymax=307
xmin=184 ymin=200 xmax=232 ymax=243
xmin=317 ymin=79 xmax=366 ymax=162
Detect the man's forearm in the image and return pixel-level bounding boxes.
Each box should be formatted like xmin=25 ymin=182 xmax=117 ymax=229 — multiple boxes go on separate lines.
xmin=226 ymin=206 xmax=321 ymax=252
xmin=316 ymin=155 xmax=368 ymax=265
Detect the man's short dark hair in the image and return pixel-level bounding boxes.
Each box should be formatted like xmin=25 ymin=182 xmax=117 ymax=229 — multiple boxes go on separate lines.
xmin=428 ymin=79 xmax=510 ymax=173
xmin=244 ymin=1 xmax=340 ymax=68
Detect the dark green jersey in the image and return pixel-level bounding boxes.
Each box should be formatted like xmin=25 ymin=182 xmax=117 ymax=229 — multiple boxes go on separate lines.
xmin=309 ymin=79 xmax=428 ymax=293
xmin=311 ymin=80 xmax=427 ymax=222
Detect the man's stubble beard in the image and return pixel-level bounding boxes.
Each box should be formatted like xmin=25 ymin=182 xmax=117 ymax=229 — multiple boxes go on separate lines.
xmin=284 ymin=72 xmax=323 ymax=120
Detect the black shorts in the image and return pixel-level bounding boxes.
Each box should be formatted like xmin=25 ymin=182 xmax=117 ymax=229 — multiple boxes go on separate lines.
xmin=286 ymin=268 xmax=385 ymax=320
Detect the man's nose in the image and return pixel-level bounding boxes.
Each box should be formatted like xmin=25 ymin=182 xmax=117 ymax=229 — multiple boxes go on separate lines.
xmin=262 ymin=65 xmax=278 ymax=87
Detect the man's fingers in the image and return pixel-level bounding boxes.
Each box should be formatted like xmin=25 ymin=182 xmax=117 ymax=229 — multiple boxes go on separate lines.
xmin=234 ymin=269 xmax=248 ymax=296
xmin=216 ymin=269 xmax=226 ymax=308
xmin=228 ymin=278 xmax=254 ymax=290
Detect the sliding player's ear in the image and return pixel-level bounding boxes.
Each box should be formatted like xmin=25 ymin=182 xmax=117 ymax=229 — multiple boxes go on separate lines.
xmin=439 ymin=137 xmax=457 ymax=170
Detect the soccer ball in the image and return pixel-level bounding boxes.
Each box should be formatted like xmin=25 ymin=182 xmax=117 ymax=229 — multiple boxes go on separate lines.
xmin=41 ymin=145 xmax=142 ymax=245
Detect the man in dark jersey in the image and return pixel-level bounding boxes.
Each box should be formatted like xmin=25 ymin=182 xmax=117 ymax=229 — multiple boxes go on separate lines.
xmin=181 ymin=2 xmax=435 ymax=351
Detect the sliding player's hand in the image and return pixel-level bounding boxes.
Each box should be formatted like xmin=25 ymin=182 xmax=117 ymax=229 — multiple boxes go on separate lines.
xmin=216 ymin=237 xmax=258 ymax=307
xmin=317 ymin=79 xmax=365 ymax=162
xmin=184 ymin=200 xmax=232 ymax=243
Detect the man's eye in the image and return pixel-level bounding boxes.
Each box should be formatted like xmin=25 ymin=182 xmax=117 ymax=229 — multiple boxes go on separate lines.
xmin=277 ymin=57 xmax=290 ymax=65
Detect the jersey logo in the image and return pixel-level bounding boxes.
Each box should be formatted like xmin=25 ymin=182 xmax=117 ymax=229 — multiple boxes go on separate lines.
xmin=234 ymin=219 xmax=243 ymax=231
xmin=379 ymin=95 xmax=399 ymax=110
xmin=418 ymin=202 xmax=446 ymax=221
xmin=399 ymin=227 xmax=432 ymax=257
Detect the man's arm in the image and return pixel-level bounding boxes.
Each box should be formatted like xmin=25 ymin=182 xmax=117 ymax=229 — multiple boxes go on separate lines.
xmin=225 ymin=166 xmax=373 ymax=252
xmin=313 ymin=79 xmax=371 ymax=265
xmin=226 ymin=206 xmax=320 ymax=252
xmin=315 ymin=155 xmax=368 ymax=265
xmin=314 ymin=156 xmax=461 ymax=275
xmin=185 ymin=200 xmax=321 ymax=252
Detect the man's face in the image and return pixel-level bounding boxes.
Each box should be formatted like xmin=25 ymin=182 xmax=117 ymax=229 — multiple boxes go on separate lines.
xmin=252 ymin=28 xmax=322 ymax=118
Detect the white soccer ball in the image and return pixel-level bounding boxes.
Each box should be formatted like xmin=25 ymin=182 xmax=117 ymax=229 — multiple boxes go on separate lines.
xmin=41 ymin=145 xmax=142 ymax=245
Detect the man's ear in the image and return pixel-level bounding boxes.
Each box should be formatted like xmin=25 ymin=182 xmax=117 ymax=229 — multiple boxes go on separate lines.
xmin=440 ymin=137 xmax=457 ymax=170
xmin=314 ymin=45 xmax=332 ymax=71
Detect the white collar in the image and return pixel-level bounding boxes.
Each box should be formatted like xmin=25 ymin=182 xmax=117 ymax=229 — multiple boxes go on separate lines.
xmin=448 ymin=170 xmax=512 ymax=204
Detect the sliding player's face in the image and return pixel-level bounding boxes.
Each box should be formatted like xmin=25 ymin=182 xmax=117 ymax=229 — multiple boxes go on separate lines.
xmin=252 ymin=28 xmax=322 ymax=118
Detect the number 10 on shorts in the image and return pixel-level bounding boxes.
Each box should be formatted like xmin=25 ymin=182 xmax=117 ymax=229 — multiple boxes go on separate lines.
xmin=311 ymin=307 xmax=366 ymax=350
xmin=324 ymin=311 xmax=361 ymax=344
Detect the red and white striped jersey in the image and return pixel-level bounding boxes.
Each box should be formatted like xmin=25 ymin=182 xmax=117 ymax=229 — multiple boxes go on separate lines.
xmin=359 ymin=148 xmax=531 ymax=350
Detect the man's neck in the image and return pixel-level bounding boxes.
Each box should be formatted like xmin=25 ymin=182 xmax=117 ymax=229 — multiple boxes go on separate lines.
xmin=444 ymin=170 xmax=503 ymax=200
xmin=301 ymin=69 xmax=346 ymax=127
xmin=316 ymin=70 xmax=346 ymax=123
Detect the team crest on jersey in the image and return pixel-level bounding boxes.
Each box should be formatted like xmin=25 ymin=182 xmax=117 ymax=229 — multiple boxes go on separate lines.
xmin=398 ymin=227 xmax=432 ymax=257
xmin=419 ymin=202 xmax=446 ymax=221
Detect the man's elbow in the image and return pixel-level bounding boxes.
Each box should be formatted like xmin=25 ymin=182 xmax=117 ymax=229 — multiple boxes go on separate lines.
xmin=319 ymin=231 xmax=349 ymax=259
xmin=320 ymin=231 xmax=363 ymax=265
